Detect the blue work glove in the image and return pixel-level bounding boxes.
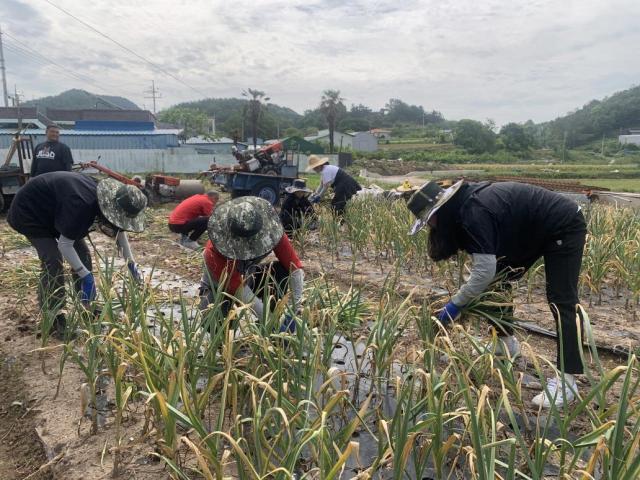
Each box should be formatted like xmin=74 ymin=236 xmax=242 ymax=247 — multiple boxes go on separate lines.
xmin=279 ymin=314 xmax=296 ymax=334
xmin=310 ymin=196 xmax=320 ymax=204
xmin=437 ymin=301 xmax=460 ymax=326
xmin=80 ymin=273 xmax=96 ymax=305
xmin=127 ymin=260 xmax=142 ymax=284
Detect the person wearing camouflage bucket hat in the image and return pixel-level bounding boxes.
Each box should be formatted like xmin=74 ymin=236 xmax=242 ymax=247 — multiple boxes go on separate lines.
xmin=199 ymin=196 xmax=305 ymax=334
xmin=6 ymin=172 xmax=147 ymax=339
xmin=97 ymin=178 xmax=148 ymax=233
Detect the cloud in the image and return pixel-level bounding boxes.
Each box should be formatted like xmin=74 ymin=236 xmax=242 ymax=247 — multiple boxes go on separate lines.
xmin=0 ymin=0 xmax=49 ymax=37
xmin=3 ymin=0 xmax=640 ymax=123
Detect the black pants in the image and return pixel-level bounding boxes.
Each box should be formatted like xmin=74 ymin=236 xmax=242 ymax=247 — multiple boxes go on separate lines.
xmin=168 ymin=216 xmax=209 ymax=241
xmin=488 ymin=212 xmax=587 ymax=374
xmin=281 ymin=212 xmax=317 ymax=237
xmin=199 ymin=261 xmax=291 ymax=318
xmin=28 ymin=236 xmax=92 ymax=315
xmin=331 ymin=188 xmax=361 ymax=215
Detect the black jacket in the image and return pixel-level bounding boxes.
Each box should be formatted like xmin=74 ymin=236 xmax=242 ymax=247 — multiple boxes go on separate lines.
xmin=454 ymin=181 xmax=583 ymax=268
xmin=280 ymin=194 xmax=314 ymax=231
xmin=8 ymin=172 xmax=99 ymax=239
xmin=30 ymin=141 xmax=74 ymax=177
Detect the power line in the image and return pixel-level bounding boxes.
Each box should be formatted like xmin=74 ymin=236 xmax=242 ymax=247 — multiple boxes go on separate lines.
xmin=4 ymin=34 xmax=122 ymax=93
xmin=44 ymin=0 xmax=210 ymax=99
xmin=3 ymin=35 xmax=127 ymax=110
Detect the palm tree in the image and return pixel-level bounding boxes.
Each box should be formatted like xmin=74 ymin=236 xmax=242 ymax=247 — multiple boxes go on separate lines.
xmin=319 ymin=89 xmax=345 ymax=154
xmin=242 ymin=89 xmax=270 ymax=150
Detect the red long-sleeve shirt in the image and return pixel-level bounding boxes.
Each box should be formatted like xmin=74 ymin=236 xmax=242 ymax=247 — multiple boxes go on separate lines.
xmin=203 ymin=234 xmax=303 ymax=293
xmin=169 ymin=194 xmax=216 ymax=225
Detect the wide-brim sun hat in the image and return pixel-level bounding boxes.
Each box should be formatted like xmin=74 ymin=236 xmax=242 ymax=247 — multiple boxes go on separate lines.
xmin=208 ymin=196 xmax=284 ymax=260
xmin=407 ymin=179 xmax=464 ymax=236
xmin=97 ymin=178 xmax=148 ymax=232
xmin=396 ymin=180 xmax=418 ymax=192
xmin=285 ymin=178 xmax=313 ymax=195
xmin=306 ymin=155 xmax=330 ymax=172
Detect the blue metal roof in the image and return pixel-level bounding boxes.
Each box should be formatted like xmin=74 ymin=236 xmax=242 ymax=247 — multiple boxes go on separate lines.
xmin=75 ymin=120 xmax=156 ymax=131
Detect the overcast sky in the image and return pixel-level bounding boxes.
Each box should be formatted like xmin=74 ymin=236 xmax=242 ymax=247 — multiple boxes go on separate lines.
xmin=2 ymin=0 xmax=639 ymax=124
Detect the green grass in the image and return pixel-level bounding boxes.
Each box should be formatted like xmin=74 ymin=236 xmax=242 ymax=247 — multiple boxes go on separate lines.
xmin=446 ymin=162 xmax=640 ymax=180
xmin=572 ymin=178 xmax=640 ymax=193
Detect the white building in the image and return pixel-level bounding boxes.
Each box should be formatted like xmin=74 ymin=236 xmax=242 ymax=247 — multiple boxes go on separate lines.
xmin=304 ymin=129 xmax=378 ymax=152
xmin=618 ymin=134 xmax=640 ymax=146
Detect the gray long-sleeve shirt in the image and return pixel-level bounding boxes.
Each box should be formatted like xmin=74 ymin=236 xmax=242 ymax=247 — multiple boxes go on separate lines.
xmin=58 ymin=231 xmax=135 ymax=278
xmin=451 ymin=253 xmax=497 ymax=307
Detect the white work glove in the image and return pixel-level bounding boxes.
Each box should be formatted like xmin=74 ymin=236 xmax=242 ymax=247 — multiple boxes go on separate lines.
xmin=237 ymin=284 xmax=265 ymax=320
xmin=289 ymin=269 xmax=304 ymax=310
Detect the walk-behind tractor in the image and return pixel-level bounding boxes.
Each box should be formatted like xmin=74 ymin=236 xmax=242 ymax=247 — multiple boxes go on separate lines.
xmin=203 ymin=141 xmax=300 ymax=206
xmin=79 ymin=160 xmax=204 ymax=204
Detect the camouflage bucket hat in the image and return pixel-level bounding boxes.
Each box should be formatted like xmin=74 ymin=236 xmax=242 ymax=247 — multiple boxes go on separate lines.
xmin=208 ymin=196 xmax=284 ymax=260
xmin=97 ymin=178 xmax=147 ymax=232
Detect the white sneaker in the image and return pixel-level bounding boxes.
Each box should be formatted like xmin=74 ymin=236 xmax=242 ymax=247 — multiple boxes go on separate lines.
xmin=531 ymin=375 xmax=577 ymax=408
xmin=475 ymin=335 xmax=521 ymax=358
xmin=179 ymin=234 xmax=189 ymax=245
xmin=182 ymin=239 xmax=201 ymax=250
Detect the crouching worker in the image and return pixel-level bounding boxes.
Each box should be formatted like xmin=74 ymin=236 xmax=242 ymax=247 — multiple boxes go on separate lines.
xmin=280 ymin=179 xmax=315 ymax=236
xmin=307 ymin=155 xmax=361 ymax=215
xmin=7 ymin=171 xmax=147 ymax=337
xmin=199 ymin=196 xmax=304 ymax=333
xmin=168 ymin=191 xmax=219 ymax=250
xmin=407 ymin=180 xmax=587 ymax=408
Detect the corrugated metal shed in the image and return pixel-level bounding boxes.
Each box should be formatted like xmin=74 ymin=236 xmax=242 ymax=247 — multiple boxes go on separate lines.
xmin=0 ymin=128 xmax=181 ymax=150
xmin=46 ymin=108 xmax=156 ymax=123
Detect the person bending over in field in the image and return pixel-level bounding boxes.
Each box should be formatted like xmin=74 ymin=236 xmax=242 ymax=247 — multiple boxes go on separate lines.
xmin=168 ymin=191 xmax=219 ymax=250
xmin=7 ymin=171 xmax=147 ymax=338
xmin=407 ymin=180 xmax=587 ymax=408
xmin=280 ymin=179 xmax=316 ymax=236
xmin=307 ymin=155 xmax=361 ymax=215
xmin=199 ymin=196 xmax=304 ymax=333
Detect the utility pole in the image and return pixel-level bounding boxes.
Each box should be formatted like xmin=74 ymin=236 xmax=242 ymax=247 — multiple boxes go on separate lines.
xmin=0 ymin=25 xmax=9 ymax=107
xmin=144 ymin=80 xmax=161 ymax=113
xmin=13 ymin=85 xmax=22 ymax=129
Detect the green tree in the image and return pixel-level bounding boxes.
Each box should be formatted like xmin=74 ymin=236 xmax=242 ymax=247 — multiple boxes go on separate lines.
xmin=157 ymin=107 xmax=210 ymax=139
xmin=242 ymin=88 xmax=270 ymax=149
xmin=453 ymin=119 xmax=497 ymax=153
xmin=320 ymin=89 xmax=345 ymax=154
xmin=499 ymin=122 xmax=532 ymax=151
xmin=283 ymin=127 xmax=302 ymax=137
xmin=338 ymin=117 xmax=370 ymax=132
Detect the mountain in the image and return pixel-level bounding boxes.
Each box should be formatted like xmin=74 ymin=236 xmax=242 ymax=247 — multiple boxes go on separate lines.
xmin=163 ymin=97 xmax=303 ymax=139
xmin=164 ymin=96 xmax=445 ymax=138
xmin=23 ymin=89 xmax=140 ymax=111
xmin=543 ymin=85 xmax=640 ymax=147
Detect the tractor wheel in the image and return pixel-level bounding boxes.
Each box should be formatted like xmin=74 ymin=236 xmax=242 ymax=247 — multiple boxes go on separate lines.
xmin=261 ymin=166 xmax=279 ymax=176
xmin=0 ymin=194 xmax=5 ymax=213
xmin=251 ymin=182 xmax=280 ymax=206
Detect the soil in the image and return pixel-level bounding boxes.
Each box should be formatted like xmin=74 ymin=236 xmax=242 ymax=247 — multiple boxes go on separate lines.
xmin=0 ymin=347 xmax=52 ymax=480
xmin=0 ymin=202 xmax=635 ymax=478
